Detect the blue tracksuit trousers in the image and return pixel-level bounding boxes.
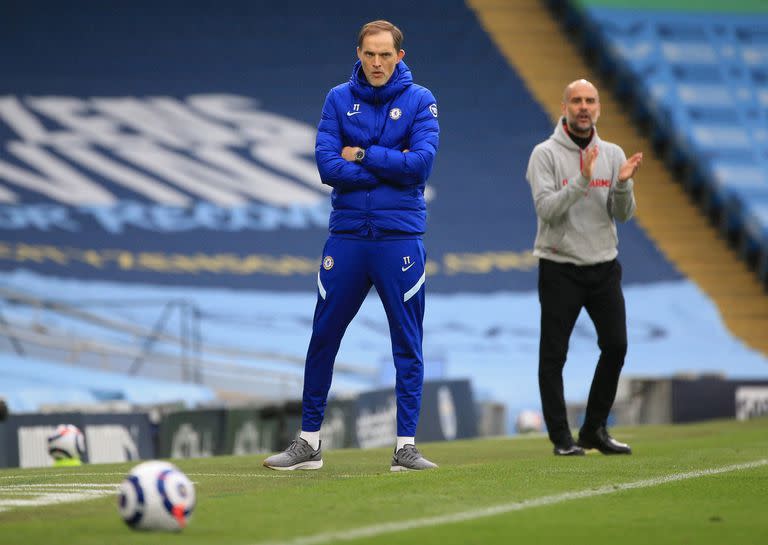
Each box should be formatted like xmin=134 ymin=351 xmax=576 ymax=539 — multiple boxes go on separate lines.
xmin=301 ymin=235 xmax=426 ymax=437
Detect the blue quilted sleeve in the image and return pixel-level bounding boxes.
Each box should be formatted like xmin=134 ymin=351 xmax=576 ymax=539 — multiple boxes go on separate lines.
xmin=315 ymin=90 xmax=380 ymax=190
xmin=363 ymin=88 xmax=439 ymax=186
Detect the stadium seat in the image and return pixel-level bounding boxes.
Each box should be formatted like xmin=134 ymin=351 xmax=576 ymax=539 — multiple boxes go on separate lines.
xmin=582 ymin=7 xmax=768 ymax=271
xmin=0 ymin=355 xmax=215 ymax=412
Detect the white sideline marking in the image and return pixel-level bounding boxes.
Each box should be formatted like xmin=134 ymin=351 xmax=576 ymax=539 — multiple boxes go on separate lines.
xmin=254 ymin=459 xmax=768 ymax=545
xmin=0 ymin=470 xmax=371 ymax=514
xmin=0 ymin=483 xmax=118 ymax=489
xmin=0 ymin=483 xmax=117 ymax=513
xmin=0 ymin=471 xmax=375 ymax=482
xmin=186 ymin=473 xmax=375 ymax=479
xmin=0 ymin=472 xmax=128 ymax=479
xmin=187 ymin=473 xmax=298 ymax=478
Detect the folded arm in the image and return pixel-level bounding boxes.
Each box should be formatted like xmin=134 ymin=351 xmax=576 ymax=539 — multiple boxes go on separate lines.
xmin=315 ymin=92 xmax=380 ymax=190
xmin=361 ymin=91 xmax=439 ymax=186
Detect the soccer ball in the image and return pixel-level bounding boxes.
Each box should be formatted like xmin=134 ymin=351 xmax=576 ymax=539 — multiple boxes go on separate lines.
xmin=47 ymin=424 xmax=86 ymax=462
xmin=118 ymin=461 xmax=196 ymax=531
xmin=515 ymin=409 xmax=544 ymax=434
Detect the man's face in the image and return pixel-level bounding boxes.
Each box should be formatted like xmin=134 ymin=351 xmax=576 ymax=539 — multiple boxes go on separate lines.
xmin=357 ymin=31 xmax=404 ymax=87
xmin=562 ymin=82 xmax=600 ymax=137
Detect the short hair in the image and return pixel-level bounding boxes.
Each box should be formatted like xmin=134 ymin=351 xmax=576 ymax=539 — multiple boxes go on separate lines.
xmin=357 ymin=20 xmax=404 ymax=51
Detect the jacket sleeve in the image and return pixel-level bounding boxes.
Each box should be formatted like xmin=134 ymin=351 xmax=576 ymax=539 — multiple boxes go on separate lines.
xmin=315 ymin=90 xmax=380 ymax=190
xmin=608 ymin=147 xmax=636 ymax=222
xmin=526 ymin=145 xmax=590 ymax=223
xmin=361 ymin=90 xmax=439 ymax=186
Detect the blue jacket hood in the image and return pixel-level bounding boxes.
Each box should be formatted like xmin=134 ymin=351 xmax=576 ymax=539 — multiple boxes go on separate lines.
xmin=315 ymin=59 xmax=439 ymax=238
xmin=349 ymin=60 xmax=413 ymax=103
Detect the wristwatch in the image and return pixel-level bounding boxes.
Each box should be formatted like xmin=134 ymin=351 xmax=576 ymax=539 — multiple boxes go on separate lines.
xmin=354 ymin=148 xmax=366 ymax=163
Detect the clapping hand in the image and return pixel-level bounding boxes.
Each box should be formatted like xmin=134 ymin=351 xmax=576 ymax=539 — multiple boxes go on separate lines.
xmin=619 ymin=152 xmax=643 ymax=183
xmin=581 ymin=145 xmax=599 ymax=179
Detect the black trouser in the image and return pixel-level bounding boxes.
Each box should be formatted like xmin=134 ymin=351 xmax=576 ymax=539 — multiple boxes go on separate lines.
xmin=537 ymin=258 xmax=627 ymax=446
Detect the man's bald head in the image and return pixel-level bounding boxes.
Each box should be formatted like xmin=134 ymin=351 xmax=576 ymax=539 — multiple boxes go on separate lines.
xmin=563 ymin=79 xmax=599 ymax=104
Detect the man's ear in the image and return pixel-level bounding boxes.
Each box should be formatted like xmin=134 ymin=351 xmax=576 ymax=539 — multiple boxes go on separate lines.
xmin=397 ymin=49 xmax=405 ymax=62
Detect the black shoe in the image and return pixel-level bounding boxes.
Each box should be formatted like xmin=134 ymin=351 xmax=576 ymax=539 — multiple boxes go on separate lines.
xmin=577 ymin=427 xmax=631 ymax=455
xmin=553 ymin=443 xmax=585 ymax=456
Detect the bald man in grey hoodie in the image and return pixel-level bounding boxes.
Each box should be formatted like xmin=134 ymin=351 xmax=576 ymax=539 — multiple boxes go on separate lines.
xmin=526 ymin=79 xmax=643 ymax=456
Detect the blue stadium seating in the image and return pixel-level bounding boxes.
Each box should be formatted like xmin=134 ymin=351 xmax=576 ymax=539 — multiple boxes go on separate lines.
xmin=0 ymin=354 xmax=215 ymax=412
xmin=577 ymin=7 xmax=768 ymax=279
xmin=742 ymin=192 xmax=768 ymax=275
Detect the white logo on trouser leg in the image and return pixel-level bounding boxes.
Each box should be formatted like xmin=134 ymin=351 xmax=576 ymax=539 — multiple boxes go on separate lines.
xmin=403 ymin=271 xmax=426 ymax=302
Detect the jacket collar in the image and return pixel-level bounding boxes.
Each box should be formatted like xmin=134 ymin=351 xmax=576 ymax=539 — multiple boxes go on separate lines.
xmin=350 ymin=60 xmax=412 ymax=103
xmin=553 ymin=116 xmax=600 ymax=151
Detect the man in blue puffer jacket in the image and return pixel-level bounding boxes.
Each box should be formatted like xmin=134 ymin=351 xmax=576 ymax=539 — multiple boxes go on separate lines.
xmin=264 ymin=20 xmax=439 ymax=472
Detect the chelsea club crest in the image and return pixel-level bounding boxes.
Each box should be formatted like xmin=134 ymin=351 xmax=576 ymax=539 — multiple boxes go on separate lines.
xmin=323 ymin=256 xmax=334 ymax=270
xmin=389 ymin=107 xmax=402 ymax=120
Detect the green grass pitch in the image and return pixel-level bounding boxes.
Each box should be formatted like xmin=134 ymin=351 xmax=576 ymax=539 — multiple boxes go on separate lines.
xmin=1 ymin=417 xmax=766 ymax=545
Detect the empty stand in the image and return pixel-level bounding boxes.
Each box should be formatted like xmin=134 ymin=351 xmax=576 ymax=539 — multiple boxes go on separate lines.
xmin=468 ymin=0 xmax=768 ymax=355
xmin=577 ymin=5 xmax=768 ymax=281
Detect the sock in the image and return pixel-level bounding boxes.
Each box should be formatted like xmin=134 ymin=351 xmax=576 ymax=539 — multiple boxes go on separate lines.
xmin=396 ymin=436 xmax=415 ymax=451
xmin=299 ymin=430 xmax=320 ymax=450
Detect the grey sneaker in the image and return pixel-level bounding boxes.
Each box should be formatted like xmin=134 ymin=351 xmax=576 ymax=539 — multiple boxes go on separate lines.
xmin=391 ymin=444 xmax=438 ymax=472
xmin=263 ymin=438 xmax=323 ymax=471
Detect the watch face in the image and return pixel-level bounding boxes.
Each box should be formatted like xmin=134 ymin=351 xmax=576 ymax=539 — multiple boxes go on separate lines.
xmin=355 ymin=150 xmax=364 ymax=161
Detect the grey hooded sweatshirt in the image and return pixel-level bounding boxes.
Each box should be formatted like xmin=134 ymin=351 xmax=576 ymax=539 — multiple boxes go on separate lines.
xmin=526 ymin=118 xmax=636 ymax=266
